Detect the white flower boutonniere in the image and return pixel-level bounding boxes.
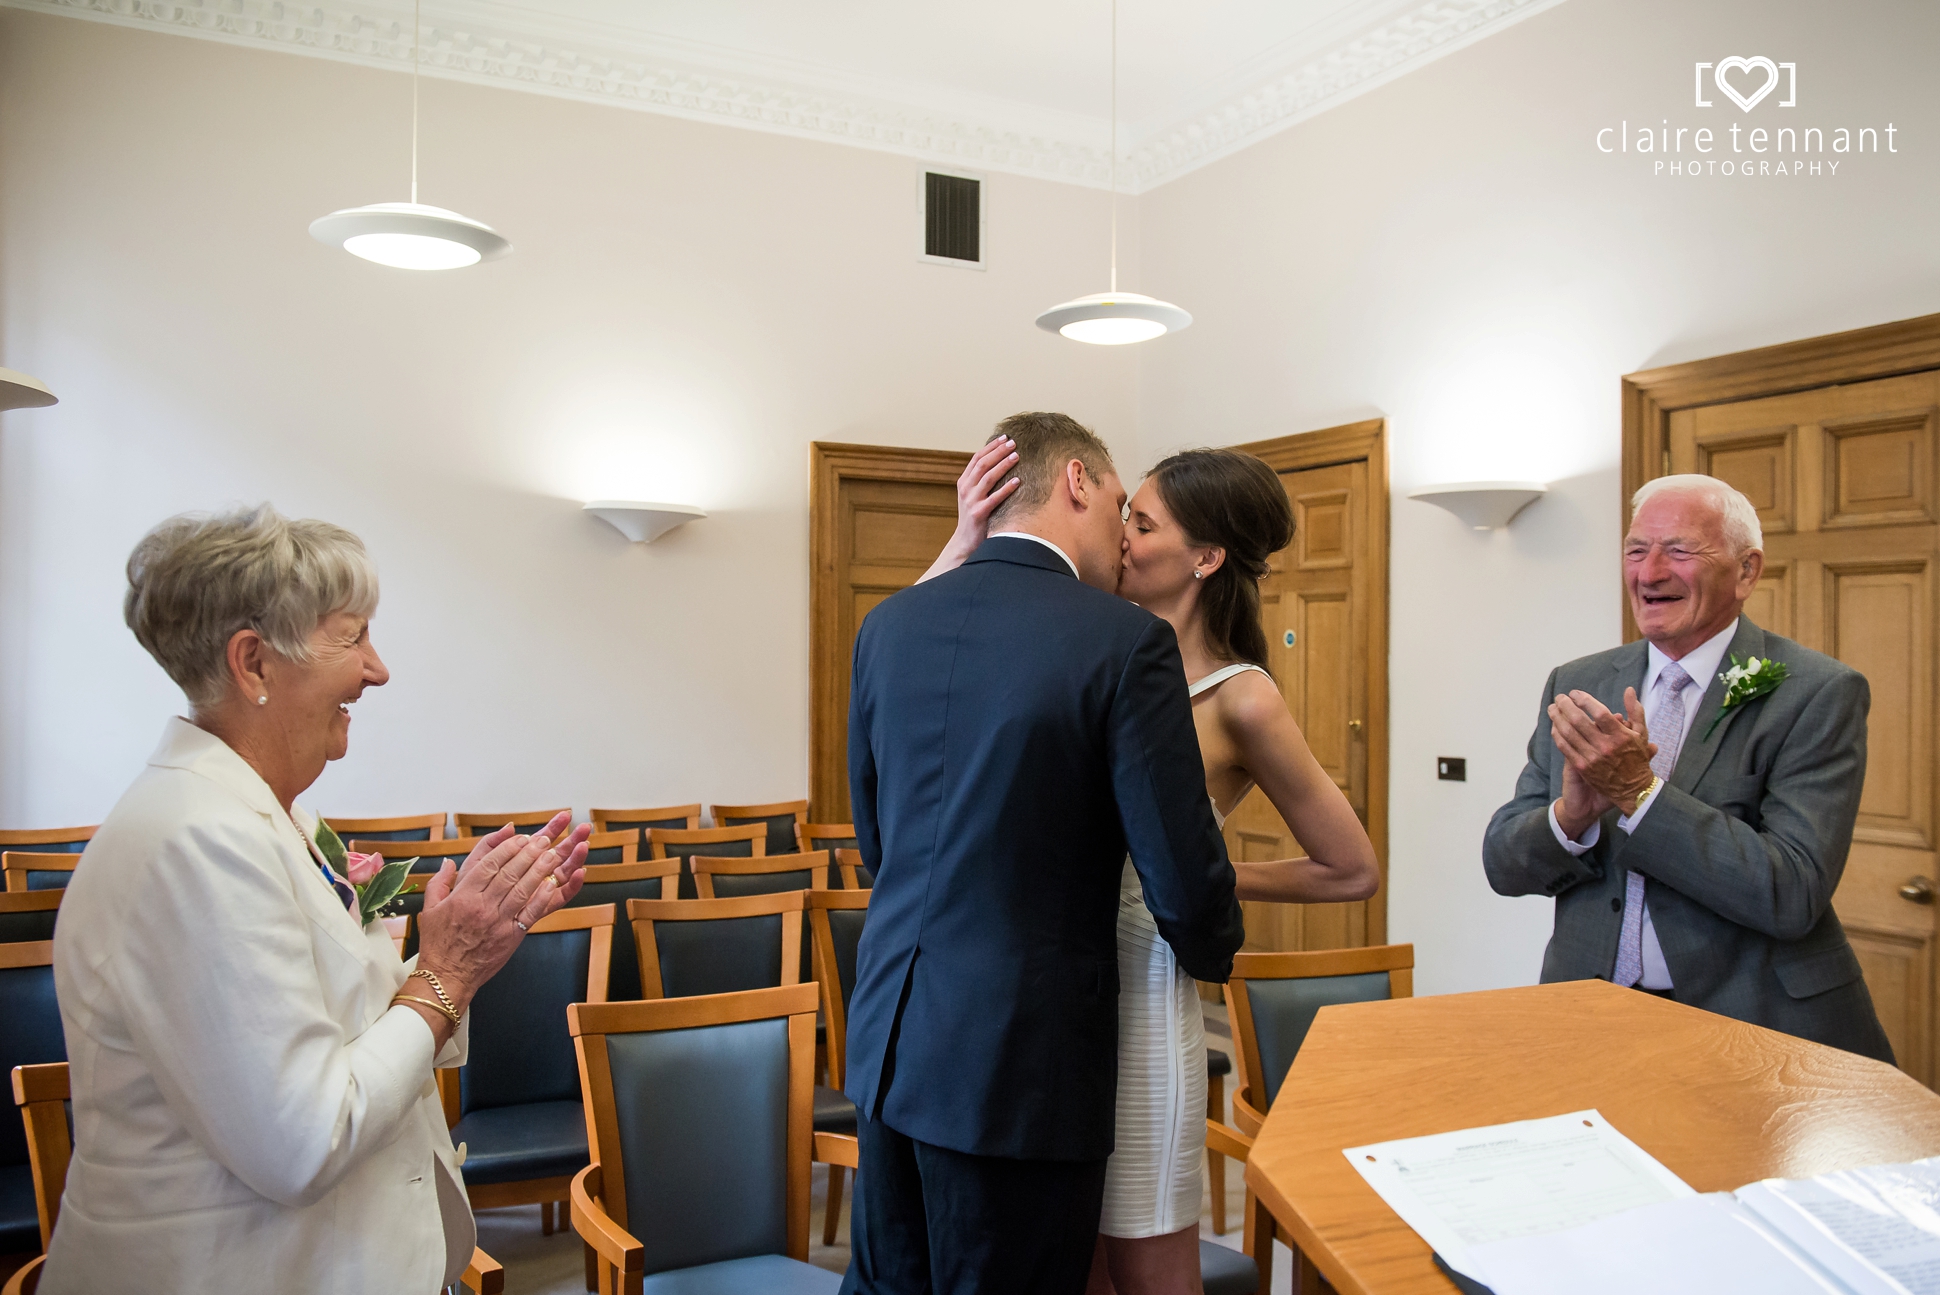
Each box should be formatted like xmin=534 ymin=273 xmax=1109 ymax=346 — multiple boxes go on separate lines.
xmin=313 ymin=818 xmax=413 ymax=928
xmin=1702 ymin=654 xmax=1790 ymax=741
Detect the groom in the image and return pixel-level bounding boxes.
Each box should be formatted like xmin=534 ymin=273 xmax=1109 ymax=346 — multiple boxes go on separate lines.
xmin=841 ymin=412 xmax=1245 ymax=1295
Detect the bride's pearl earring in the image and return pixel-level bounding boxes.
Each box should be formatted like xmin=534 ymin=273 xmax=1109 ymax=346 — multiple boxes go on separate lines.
xmin=257 ymin=695 xmax=269 ymax=706
xmin=1193 ymin=571 xmax=1204 ymax=580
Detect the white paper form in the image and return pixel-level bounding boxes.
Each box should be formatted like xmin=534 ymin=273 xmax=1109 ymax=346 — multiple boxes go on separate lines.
xmin=1343 ymin=1109 xmax=1694 ymax=1277
xmin=1740 ymin=1158 xmax=1940 ymax=1295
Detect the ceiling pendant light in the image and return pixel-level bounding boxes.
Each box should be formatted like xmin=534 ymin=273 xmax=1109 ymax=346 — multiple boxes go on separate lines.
xmin=309 ymin=0 xmax=509 ymax=270
xmin=1035 ymin=0 xmax=1190 ymax=345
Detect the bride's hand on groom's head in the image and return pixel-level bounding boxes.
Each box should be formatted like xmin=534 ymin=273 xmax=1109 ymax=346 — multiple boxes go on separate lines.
xmin=956 ymin=435 xmax=1021 ymax=540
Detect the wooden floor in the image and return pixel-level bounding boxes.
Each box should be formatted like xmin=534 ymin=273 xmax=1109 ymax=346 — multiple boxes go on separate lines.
xmin=483 ymin=1001 xmax=1298 ymax=1294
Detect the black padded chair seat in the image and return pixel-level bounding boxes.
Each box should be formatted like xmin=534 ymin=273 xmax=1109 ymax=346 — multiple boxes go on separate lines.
xmin=812 ymin=1085 xmax=856 ymax=1134
xmin=1207 ymin=1048 xmax=1231 ymax=1078
xmin=0 ymin=1162 xmax=38 ymax=1255
xmin=452 ymin=1099 xmax=589 ymax=1186
xmin=1200 ymin=1240 xmax=1259 ymax=1295
xmin=641 ymin=1253 xmax=841 ymax=1294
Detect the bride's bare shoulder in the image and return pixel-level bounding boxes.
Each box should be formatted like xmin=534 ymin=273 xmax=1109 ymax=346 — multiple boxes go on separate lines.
xmin=1206 ymin=666 xmax=1291 ymax=735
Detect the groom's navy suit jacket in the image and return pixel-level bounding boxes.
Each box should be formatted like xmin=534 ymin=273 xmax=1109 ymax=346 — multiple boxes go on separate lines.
xmin=845 ymin=535 xmax=1245 ymax=1162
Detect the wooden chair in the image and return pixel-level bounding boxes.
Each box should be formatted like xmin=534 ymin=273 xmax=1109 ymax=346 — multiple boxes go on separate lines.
xmin=0 ymin=856 xmax=77 ymax=896
xmin=626 ymin=892 xmax=804 ymax=999
xmin=710 ymin=800 xmax=808 ymax=858
xmin=0 ymin=829 xmax=91 ymax=856
xmin=690 ymin=851 xmax=830 ymax=900
xmin=0 ymin=894 xmax=60 ymax=946
xmin=452 ymin=809 xmax=571 ymax=838
xmin=833 ymin=848 xmax=873 ymax=890
xmin=647 ymin=825 xmax=765 ymax=900
xmin=589 ymin=804 xmax=701 ymax=837
xmin=808 ymin=890 xmax=870 ymax=1245
xmin=579 ymin=830 xmax=639 ymax=866
xmin=3 ymin=1061 xmax=506 ymax=1295
xmin=440 ymin=904 xmax=614 ymax=1250
xmin=563 ymin=860 xmax=680 ymax=1002
xmin=0 ymin=943 xmax=63 ymax=1267
xmin=1224 ymin=944 xmax=1414 ymax=1291
xmin=322 ymin=812 xmax=447 ymax=842
xmin=568 ymin=984 xmax=855 ymax=1295
xmin=797 ymin=821 xmax=857 ymax=859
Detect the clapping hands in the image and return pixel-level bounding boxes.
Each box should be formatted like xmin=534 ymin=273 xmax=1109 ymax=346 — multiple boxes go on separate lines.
xmin=1548 ymin=688 xmax=1659 ymax=839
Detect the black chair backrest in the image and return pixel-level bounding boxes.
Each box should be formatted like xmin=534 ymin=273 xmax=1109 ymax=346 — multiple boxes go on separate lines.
xmin=719 ymin=814 xmax=798 ymax=858
xmin=605 ymin=816 xmax=692 ymax=836
xmin=584 ymin=843 xmax=628 ymax=866
xmin=1250 ymin=971 xmax=1392 ymax=1107
xmin=707 ymin=868 xmax=815 ymax=900
xmin=461 ymin=924 xmax=593 ymax=1114
xmin=656 ymin=915 xmax=786 ymax=999
xmin=0 ymin=894 xmax=61 ymax=944
xmin=568 ymin=874 xmax=671 ymax=1000
xmin=0 ymin=955 xmax=64 ymax=1169
xmin=333 ymin=826 xmax=434 ymax=842
xmin=826 ymin=908 xmax=867 ymax=1016
xmin=661 ymin=838 xmax=757 ymax=900
xmin=7 ymin=839 xmax=86 ymax=854
xmin=803 ymin=833 xmax=859 ymax=886
xmin=22 ymin=859 xmax=77 ymax=892
xmin=605 ymin=1015 xmax=791 ymax=1273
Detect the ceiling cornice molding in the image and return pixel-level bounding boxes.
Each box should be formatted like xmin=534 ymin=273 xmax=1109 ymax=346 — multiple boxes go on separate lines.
xmin=3 ymin=0 xmax=1563 ymax=192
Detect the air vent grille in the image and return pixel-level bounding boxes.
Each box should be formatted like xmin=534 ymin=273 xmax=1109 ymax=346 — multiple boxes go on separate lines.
xmin=925 ymin=172 xmax=981 ymax=264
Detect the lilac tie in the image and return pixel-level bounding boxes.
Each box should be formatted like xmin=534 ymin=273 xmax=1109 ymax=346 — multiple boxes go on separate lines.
xmin=1612 ymin=661 xmax=1692 ymax=987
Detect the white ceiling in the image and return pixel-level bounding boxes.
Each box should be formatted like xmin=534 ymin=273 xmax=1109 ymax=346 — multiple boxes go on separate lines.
xmin=10 ymin=0 xmax=1565 ymax=189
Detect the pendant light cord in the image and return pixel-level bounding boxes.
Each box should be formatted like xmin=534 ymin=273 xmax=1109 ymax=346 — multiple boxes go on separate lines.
xmin=410 ymin=0 xmax=421 ymax=205
xmin=1109 ymin=0 xmax=1125 ymax=292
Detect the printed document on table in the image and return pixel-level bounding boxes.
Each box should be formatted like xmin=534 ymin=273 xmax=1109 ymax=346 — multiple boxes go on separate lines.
xmin=1343 ymin=1109 xmax=1694 ymax=1278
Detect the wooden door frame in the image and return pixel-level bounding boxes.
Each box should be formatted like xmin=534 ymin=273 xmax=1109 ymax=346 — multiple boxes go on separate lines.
xmin=808 ymin=442 xmax=970 ymax=820
xmin=1621 ymin=311 xmax=1940 ymax=639
xmin=1234 ymin=418 xmax=1391 ymax=944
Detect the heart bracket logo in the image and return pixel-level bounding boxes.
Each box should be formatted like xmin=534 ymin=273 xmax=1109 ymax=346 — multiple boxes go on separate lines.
xmin=1715 ymin=56 xmax=1779 ymax=113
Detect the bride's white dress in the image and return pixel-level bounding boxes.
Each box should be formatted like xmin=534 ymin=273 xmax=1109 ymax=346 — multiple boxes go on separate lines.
xmin=1099 ymin=662 xmax=1267 ymax=1238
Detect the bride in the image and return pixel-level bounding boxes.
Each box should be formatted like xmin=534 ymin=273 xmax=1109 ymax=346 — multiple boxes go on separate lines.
xmin=922 ymin=435 xmax=1379 ymax=1295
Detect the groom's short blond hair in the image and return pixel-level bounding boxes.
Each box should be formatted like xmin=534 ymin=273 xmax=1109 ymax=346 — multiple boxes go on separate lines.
xmin=987 ymin=412 xmax=1115 ymax=525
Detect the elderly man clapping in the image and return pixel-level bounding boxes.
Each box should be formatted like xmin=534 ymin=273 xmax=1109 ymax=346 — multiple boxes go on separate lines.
xmin=1483 ymin=474 xmax=1891 ymax=1061
xmin=42 ymin=505 xmax=590 ymax=1294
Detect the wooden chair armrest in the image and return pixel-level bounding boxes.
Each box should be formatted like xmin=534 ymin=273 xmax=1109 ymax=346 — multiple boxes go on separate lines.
xmin=814 ymin=1132 xmax=860 ymax=1169
xmin=1205 ymin=1119 xmax=1254 ymax=1162
xmin=1 ymin=1255 xmax=42 ymax=1295
xmin=460 ymin=1247 xmax=504 ymax=1295
xmin=570 ymin=1164 xmax=644 ymax=1273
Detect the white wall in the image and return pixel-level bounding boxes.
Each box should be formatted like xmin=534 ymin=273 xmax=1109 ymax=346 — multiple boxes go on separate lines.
xmin=1135 ymin=0 xmax=1940 ymax=994
xmin=0 ymin=9 xmax=1142 ymax=825
xmin=7 ymin=0 xmax=1939 ymax=1000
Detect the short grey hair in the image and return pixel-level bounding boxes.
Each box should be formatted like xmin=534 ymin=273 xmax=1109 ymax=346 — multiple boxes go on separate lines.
xmin=1631 ymin=474 xmax=1763 ymax=555
xmin=125 ymin=504 xmax=379 ymax=709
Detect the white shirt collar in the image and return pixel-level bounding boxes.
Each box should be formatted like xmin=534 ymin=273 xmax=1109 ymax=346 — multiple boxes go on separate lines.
xmin=1646 ymin=618 xmax=1739 ymax=697
xmin=990 ymin=530 xmax=1078 ymax=578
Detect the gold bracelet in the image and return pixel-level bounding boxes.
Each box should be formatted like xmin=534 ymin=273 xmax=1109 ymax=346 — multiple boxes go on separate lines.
xmin=410 ymin=968 xmax=459 ymax=1018
xmin=394 ymin=993 xmax=462 ymax=1027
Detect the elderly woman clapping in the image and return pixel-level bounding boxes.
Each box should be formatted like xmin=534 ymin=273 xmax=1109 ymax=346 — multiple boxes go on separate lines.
xmin=40 ymin=505 xmax=589 ymax=1294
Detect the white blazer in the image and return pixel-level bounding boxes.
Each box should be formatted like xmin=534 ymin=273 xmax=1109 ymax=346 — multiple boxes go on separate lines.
xmin=42 ymin=718 xmax=476 ymax=1295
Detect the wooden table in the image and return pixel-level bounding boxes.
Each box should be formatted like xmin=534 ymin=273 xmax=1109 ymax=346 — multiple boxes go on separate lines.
xmin=1244 ymin=979 xmax=1940 ymax=1295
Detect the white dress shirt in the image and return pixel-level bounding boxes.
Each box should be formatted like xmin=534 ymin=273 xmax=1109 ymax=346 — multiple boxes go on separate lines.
xmin=1547 ymin=619 xmax=1738 ymax=990
xmin=991 ymin=529 xmax=1078 ymax=578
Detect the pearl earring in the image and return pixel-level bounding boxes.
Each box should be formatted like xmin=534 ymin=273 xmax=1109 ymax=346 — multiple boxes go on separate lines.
xmin=257 ymin=696 xmax=268 ymax=706
xmin=1193 ymin=571 xmax=1204 ymax=580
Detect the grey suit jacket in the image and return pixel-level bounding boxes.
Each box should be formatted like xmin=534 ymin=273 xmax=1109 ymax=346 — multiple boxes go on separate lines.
xmin=1482 ymin=617 xmax=1893 ymax=1063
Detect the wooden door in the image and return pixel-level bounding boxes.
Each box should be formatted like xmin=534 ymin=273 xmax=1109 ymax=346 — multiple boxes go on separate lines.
xmin=1671 ymin=370 xmax=1940 ymax=1083
xmin=1226 ymin=422 xmax=1390 ymax=954
xmin=809 ymin=443 xmax=969 ymax=821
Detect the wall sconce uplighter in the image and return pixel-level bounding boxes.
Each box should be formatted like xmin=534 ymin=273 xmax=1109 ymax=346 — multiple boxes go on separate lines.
xmin=1408 ymin=481 xmax=1547 ymax=531
xmin=583 ymin=500 xmax=706 ymax=544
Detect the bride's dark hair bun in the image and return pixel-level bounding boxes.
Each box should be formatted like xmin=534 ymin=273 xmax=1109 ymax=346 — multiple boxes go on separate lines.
xmin=1147 ymin=448 xmax=1294 ymax=668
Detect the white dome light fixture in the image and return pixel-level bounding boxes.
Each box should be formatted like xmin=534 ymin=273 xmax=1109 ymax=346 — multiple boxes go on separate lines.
xmin=1035 ymin=0 xmax=1191 ymax=346
xmin=308 ymin=0 xmax=509 ymax=271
